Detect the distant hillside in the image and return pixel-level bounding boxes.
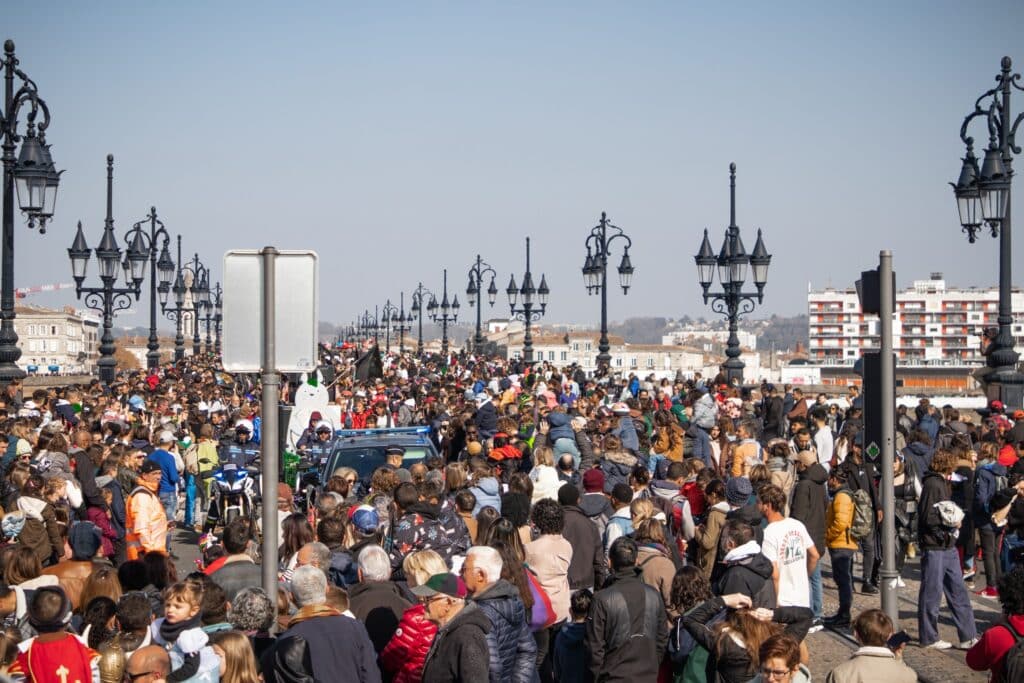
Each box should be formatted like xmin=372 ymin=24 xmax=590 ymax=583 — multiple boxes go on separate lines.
xmin=758 ymin=314 xmax=808 ymax=352
xmin=607 ymin=318 xmax=671 ymax=344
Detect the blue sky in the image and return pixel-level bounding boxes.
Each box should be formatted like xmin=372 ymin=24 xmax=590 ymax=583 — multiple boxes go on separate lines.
xmin=6 ymin=1 xmax=1024 ymax=329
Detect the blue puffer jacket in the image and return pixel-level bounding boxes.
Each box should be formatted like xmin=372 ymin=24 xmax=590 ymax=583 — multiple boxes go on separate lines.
xmin=547 ymin=412 xmax=574 ymax=443
xmin=472 ymin=579 xmax=539 ymax=683
xmin=613 ymin=416 xmax=640 ymax=453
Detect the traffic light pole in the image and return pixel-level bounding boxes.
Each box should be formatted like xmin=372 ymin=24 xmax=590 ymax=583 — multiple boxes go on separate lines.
xmin=878 ymin=250 xmax=897 ymax=626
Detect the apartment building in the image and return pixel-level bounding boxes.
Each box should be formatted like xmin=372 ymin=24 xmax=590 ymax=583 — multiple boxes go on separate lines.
xmin=808 ymin=273 xmax=1024 ymax=367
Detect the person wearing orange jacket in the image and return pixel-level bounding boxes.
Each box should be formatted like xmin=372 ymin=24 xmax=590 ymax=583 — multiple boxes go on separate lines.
xmin=125 ymin=459 xmax=168 ymax=560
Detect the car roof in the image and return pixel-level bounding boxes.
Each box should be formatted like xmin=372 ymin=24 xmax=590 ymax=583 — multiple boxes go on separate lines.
xmin=330 ymin=426 xmax=434 ymax=448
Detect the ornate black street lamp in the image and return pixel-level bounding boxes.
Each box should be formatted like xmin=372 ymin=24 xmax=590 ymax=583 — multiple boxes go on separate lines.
xmin=694 ymin=163 xmax=771 ymax=385
xmin=358 ymin=308 xmax=379 ymax=344
xmin=67 ymin=155 xmax=146 ymax=384
xmin=202 ymin=281 xmax=220 ymax=354
xmin=466 ymin=255 xmax=497 ymax=354
xmin=381 ymin=299 xmax=399 ymax=353
xmin=180 ymin=254 xmax=210 ymax=357
xmin=211 ymin=282 xmax=223 ymax=355
xmin=125 ymin=207 xmax=175 ymax=369
xmin=409 ymin=282 xmax=434 ymax=356
xmin=507 ymin=237 xmax=548 ymax=363
xmin=428 ymin=270 xmax=459 ymax=356
xmin=951 ymin=56 xmax=1024 ymax=406
xmin=0 ymin=40 xmax=62 ymax=383
xmin=395 ymin=292 xmax=411 ymax=354
xmin=582 ymin=213 xmax=634 ymax=373
xmin=159 ymin=235 xmax=187 ymax=362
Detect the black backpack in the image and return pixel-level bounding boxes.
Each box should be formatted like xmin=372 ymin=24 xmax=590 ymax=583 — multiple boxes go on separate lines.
xmin=1004 ymin=622 xmax=1024 ymax=683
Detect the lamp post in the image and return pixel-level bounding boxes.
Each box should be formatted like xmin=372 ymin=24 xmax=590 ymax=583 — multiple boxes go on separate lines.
xmin=0 ymin=40 xmax=62 ymax=383
xmin=202 ymin=281 xmax=219 ymax=354
xmin=125 ymin=207 xmax=175 ymax=369
xmin=211 ymin=281 xmax=223 ymax=355
xmin=507 ymin=237 xmax=549 ymax=364
xmin=159 ymin=235 xmax=187 ymax=362
xmin=951 ymin=56 xmax=1024 ymax=407
xmin=694 ymin=163 xmax=771 ymax=385
xmin=358 ymin=308 xmax=379 ymax=344
xmin=582 ymin=213 xmax=634 ymax=373
xmin=465 ymin=255 xmax=498 ymax=353
xmin=429 ymin=269 xmax=459 ymax=356
xmin=409 ymin=282 xmax=434 ymax=356
xmin=381 ymin=299 xmax=399 ymax=353
xmin=67 ymin=155 xmax=147 ymax=384
xmin=395 ymin=292 xmax=411 ymax=354
xmin=180 ymin=254 xmax=210 ymax=357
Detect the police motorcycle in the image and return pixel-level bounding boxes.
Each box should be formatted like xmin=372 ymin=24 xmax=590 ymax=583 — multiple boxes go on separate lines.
xmin=205 ymin=419 xmax=261 ymax=533
xmin=294 ymin=421 xmax=334 ymax=515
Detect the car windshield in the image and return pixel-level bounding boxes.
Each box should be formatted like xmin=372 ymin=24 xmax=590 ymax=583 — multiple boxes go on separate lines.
xmin=327 ymin=446 xmax=429 ymax=479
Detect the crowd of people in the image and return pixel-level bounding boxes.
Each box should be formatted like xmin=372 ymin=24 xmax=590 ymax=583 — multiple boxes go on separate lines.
xmin=0 ymin=346 xmax=1021 ymax=682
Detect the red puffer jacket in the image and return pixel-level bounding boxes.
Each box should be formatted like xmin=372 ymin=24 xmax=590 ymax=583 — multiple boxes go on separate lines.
xmin=379 ymin=603 xmax=437 ymax=683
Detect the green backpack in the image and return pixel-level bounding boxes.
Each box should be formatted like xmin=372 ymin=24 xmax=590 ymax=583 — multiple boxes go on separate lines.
xmin=678 ymin=645 xmax=709 ymax=683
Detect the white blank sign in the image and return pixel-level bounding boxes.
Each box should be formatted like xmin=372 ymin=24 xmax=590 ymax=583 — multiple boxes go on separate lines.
xmin=222 ymin=250 xmax=318 ymax=373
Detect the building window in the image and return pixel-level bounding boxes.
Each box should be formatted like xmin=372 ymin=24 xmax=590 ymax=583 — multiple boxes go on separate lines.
xmin=646 ymin=357 xmax=655 ymax=368
xmin=50 ymin=326 xmax=56 ymax=336
xmin=615 ymin=357 xmax=623 ymax=367
xmin=572 ymin=343 xmax=579 ymax=351
xmin=560 ymin=351 xmax=568 ymax=361
xmin=585 ymin=343 xmax=592 ymax=351
xmin=548 ymin=351 xmax=555 ymax=361
xmin=48 ymin=340 xmax=58 ymax=352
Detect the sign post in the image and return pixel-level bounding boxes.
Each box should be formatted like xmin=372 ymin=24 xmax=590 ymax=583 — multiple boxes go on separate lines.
xmin=877 ymin=250 xmax=898 ymax=626
xmin=223 ymin=248 xmax=318 ymax=598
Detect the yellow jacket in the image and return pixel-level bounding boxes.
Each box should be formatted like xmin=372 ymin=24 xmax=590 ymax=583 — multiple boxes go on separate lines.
xmin=125 ymin=485 xmax=167 ymax=559
xmin=825 ymin=489 xmax=858 ymax=550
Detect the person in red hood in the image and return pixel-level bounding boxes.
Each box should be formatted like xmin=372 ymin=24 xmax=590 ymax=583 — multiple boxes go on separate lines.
xmin=145 ymin=373 xmax=160 ymax=391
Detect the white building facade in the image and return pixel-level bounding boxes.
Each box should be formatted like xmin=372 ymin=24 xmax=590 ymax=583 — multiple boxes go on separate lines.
xmin=13 ymin=305 xmax=100 ymax=373
xmin=661 ymin=327 xmax=758 ymax=352
xmin=808 ymin=273 xmax=1024 ymax=367
xmin=505 ymin=331 xmax=706 ymax=378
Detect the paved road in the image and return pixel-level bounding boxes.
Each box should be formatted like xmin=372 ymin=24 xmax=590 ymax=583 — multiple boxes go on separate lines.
xmin=167 ymin=522 xmax=992 ymax=681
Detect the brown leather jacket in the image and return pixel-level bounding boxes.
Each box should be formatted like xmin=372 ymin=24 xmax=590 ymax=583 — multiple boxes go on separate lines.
xmin=42 ymin=560 xmax=107 ymax=610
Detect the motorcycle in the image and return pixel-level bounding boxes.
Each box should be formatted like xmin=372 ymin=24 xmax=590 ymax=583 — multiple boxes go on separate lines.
xmin=211 ymin=463 xmax=259 ymax=528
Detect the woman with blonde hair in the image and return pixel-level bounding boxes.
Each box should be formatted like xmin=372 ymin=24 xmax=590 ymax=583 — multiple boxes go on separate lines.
xmin=210 ymin=630 xmax=261 ymax=683
xmin=380 ymin=550 xmax=445 ymax=682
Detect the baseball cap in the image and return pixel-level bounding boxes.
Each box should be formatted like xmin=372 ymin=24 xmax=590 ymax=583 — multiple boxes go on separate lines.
xmin=157 ymin=430 xmax=175 ymax=444
xmin=410 ymin=573 xmax=467 ymax=600
xmin=349 ymin=505 xmax=379 ymax=534
xmin=310 ymin=411 xmax=323 ymax=422
xmin=139 ymin=459 xmax=162 ymax=475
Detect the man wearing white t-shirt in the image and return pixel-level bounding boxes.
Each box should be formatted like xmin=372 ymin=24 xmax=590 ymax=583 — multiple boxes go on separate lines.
xmin=758 ymin=484 xmax=819 ymax=609
xmin=812 ymin=410 xmax=834 ymax=472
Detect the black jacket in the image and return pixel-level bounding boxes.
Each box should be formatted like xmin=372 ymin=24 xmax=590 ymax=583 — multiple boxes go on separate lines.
xmin=585 ymin=567 xmax=668 ymax=682
xmin=348 ymin=580 xmax=412 ymax=654
xmin=683 ymin=596 xmax=812 ymax=683
xmin=762 ymin=396 xmax=785 ymax=439
xmin=562 ymin=504 xmax=606 ymax=590
xmin=420 ymin=601 xmax=493 ymax=683
xmin=474 ymin=401 xmax=499 ymax=439
xmin=261 ymin=613 xmax=381 ymax=683
xmin=471 ymin=579 xmax=538 ymax=683
xmin=790 ymin=463 xmax=828 ymax=554
xmin=838 ymin=457 xmax=880 ymax=511
xmin=715 ymin=547 xmax=776 ymax=608
xmin=918 ymin=470 xmax=955 ymax=551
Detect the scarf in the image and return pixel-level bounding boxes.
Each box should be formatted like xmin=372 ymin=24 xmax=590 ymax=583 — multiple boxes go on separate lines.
xmin=287 ymin=604 xmax=341 ymax=628
xmin=159 ymin=611 xmax=201 ymax=644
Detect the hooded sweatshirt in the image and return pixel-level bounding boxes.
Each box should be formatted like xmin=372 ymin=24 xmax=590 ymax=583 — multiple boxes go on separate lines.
xmin=469 ymin=477 xmax=502 ymax=516
xmin=716 ymin=540 xmax=776 ymax=608
xmin=790 ymin=463 xmax=828 ymax=554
